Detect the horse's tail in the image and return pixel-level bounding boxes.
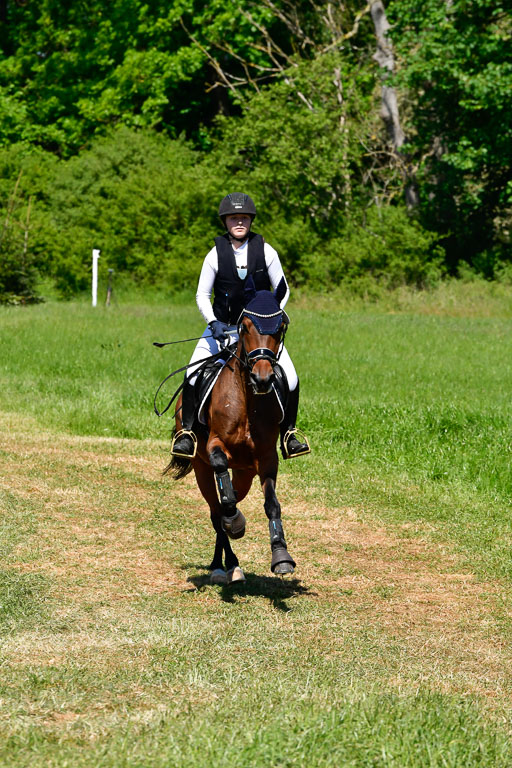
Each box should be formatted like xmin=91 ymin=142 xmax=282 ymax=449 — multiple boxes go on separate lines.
xmin=163 ymin=455 xmax=192 ymax=479
xmin=163 ymin=427 xmax=193 ymax=480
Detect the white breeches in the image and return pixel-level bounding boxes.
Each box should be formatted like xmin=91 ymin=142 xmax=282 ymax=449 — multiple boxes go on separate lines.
xmin=186 ymin=325 xmax=298 ymax=391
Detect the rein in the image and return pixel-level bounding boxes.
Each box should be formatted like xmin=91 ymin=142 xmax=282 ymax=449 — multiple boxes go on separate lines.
xmin=153 ymin=307 xmax=288 ymax=417
xmin=153 ymin=345 xmax=237 ymax=417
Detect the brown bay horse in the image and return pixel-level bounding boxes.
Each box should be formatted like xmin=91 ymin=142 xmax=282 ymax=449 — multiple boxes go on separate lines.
xmin=165 ymin=278 xmax=296 ymax=585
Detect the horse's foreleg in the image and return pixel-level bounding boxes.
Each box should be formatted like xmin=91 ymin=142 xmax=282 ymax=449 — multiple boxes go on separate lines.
xmin=193 ymin=460 xmax=239 ymax=574
xmin=209 ymin=446 xmax=246 ymax=540
xmin=262 ymin=475 xmax=296 ymax=575
xmin=232 ymin=468 xmax=255 ymax=504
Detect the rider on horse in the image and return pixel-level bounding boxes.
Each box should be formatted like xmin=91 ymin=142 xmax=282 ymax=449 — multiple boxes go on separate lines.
xmin=171 ymin=192 xmax=310 ymax=461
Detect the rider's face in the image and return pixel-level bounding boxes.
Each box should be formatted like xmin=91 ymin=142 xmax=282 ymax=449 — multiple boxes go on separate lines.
xmin=226 ymin=213 xmax=251 ymax=241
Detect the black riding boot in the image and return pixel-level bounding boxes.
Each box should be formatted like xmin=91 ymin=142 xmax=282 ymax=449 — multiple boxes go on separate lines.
xmin=171 ymin=377 xmax=197 ymax=458
xmin=280 ymin=382 xmax=311 ymax=459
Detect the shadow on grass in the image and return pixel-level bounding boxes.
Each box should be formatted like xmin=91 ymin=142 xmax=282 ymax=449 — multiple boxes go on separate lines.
xmin=183 ymin=565 xmax=313 ymax=611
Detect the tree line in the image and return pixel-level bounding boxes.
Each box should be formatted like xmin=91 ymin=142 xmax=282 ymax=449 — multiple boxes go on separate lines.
xmin=0 ymin=0 xmax=510 ymax=302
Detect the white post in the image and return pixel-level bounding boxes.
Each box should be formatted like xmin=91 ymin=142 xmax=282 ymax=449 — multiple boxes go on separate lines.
xmin=92 ymin=249 xmax=100 ymax=307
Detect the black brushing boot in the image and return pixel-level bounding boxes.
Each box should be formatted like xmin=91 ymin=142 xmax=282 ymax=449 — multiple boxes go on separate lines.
xmin=280 ymin=382 xmax=311 ymax=459
xmin=171 ymin=377 xmax=198 ymax=458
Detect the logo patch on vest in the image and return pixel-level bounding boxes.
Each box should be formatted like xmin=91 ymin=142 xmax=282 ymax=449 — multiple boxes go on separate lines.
xmin=237 ymin=266 xmax=247 ymax=280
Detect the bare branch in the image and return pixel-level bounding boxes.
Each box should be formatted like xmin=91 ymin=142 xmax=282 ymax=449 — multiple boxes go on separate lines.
xmin=239 ymin=7 xmax=297 ymax=67
xmin=215 ymin=40 xmax=283 ymax=75
xmin=256 ymin=0 xmax=315 ymax=47
xmin=333 ymin=66 xmax=352 ymax=205
xmin=321 ymin=3 xmax=371 ymax=53
xmin=180 ymin=17 xmax=240 ymax=94
xmin=247 ymin=40 xmax=291 ymax=73
xmin=283 ymin=77 xmax=315 ymax=111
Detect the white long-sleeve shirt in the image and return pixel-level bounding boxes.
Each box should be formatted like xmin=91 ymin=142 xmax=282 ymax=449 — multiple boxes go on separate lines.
xmin=195 ymin=239 xmax=290 ymax=325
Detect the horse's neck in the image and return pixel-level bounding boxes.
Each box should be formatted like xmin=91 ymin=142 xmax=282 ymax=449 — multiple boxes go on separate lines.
xmin=232 ymin=343 xmax=249 ymax=394
xmin=209 ymin=349 xmax=248 ymax=430
xmin=220 ymin=343 xmax=254 ymax=405
xmin=209 ymin=344 xmax=280 ymax=437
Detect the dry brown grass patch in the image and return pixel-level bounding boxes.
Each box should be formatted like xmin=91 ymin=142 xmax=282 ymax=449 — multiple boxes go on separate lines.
xmin=2 ymin=415 xmax=512 ymax=704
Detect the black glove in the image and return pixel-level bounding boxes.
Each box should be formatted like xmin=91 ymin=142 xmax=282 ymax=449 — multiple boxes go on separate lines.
xmin=209 ymin=320 xmax=229 ymax=343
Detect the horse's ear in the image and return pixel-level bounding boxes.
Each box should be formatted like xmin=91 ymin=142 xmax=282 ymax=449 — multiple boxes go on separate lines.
xmin=274 ymin=276 xmax=288 ymax=305
xmin=244 ymin=275 xmax=257 ymax=305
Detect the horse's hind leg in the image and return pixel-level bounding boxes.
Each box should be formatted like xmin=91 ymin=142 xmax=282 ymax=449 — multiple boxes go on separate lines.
xmin=262 ymin=476 xmax=296 ymax=576
xmin=209 ymin=446 xmax=246 ymax=540
xmin=210 ymin=513 xmax=240 ymax=574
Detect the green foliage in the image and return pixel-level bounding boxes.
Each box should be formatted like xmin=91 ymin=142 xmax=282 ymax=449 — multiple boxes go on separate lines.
xmin=0 ymin=129 xmax=225 ymax=297
xmin=208 ymin=53 xmax=441 ymax=288
xmin=0 ymin=251 xmax=40 ymax=305
xmin=0 ymin=0 xmax=289 ymax=154
xmin=0 ymin=118 xmax=443 ymax=295
xmin=0 ymin=151 xmax=50 ymax=304
xmin=324 ymin=206 xmax=445 ymax=289
xmin=388 ymin=0 xmax=512 ymax=272
xmin=214 ymin=53 xmax=376 ymax=227
xmin=0 ymin=1 xmax=208 ymax=152
xmin=0 ymin=0 xmax=509 ymax=293
xmin=44 ymin=127 xmax=222 ymax=294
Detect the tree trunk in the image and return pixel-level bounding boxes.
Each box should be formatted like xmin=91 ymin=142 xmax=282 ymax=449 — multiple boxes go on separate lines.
xmin=333 ymin=67 xmax=351 ymax=209
xmin=370 ymin=0 xmax=418 ymax=206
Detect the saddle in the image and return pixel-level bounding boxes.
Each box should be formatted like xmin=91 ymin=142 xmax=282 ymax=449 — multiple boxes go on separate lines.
xmin=272 ymin=363 xmax=288 ymax=422
xmin=193 ymin=356 xmax=289 ymax=427
xmin=195 ymin=358 xmax=224 ymax=425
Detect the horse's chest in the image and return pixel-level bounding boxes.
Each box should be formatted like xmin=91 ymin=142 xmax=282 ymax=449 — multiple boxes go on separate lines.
xmin=230 ymin=419 xmax=256 ymax=452
xmin=225 ymin=415 xmax=273 ymax=465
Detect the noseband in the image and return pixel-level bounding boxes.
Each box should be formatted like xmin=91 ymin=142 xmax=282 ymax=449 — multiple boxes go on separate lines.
xmin=245 ymin=346 xmax=280 ymax=369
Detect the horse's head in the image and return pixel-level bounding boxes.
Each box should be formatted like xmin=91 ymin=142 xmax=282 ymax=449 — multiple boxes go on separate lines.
xmin=238 ymin=277 xmax=289 ymax=395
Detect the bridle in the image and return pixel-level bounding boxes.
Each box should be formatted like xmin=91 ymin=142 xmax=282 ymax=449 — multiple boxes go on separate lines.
xmin=152 ymin=305 xmax=289 ymax=415
xmin=237 ymin=308 xmax=289 ymax=374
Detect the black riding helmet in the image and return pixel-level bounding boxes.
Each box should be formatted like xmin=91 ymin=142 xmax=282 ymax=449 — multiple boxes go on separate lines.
xmin=218 ymin=193 xmax=257 ymax=227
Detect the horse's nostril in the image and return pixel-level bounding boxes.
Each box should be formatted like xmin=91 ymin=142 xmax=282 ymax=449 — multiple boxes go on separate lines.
xmin=251 ymin=372 xmax=273 ymax=394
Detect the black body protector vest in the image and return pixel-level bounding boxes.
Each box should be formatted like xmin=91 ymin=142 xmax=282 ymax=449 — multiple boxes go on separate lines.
xmin=212 ymin=231 xmax=271 ymax=324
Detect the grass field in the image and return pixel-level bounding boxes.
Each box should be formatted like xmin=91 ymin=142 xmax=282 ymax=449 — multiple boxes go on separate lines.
xmin=1 ymin=281 xmax=512 ymax=766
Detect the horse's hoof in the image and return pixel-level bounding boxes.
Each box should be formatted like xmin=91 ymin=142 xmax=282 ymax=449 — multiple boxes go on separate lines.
xmin=274 ymin=562 xmax=295 ymax=576
xmin=210 ymin=568 xmax=228 ymax=585
xmin=271 ymin=547 xmax=296 ymax=574
xmin=227 ymin=566 xmax=246 ymax=585
xmin=221 ymin=509 xmax=246 ymax=540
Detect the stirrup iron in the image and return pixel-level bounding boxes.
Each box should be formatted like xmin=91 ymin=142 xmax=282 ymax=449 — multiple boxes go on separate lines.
xmin=171 ymin=429 xmax=197 ymax=458
xmin=282 ymin=428 xmax=311 ymax=459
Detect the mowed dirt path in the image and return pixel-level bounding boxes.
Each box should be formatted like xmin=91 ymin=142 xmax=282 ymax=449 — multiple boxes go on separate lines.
xmin=1 ymin=411 xmax=512 ymax=709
